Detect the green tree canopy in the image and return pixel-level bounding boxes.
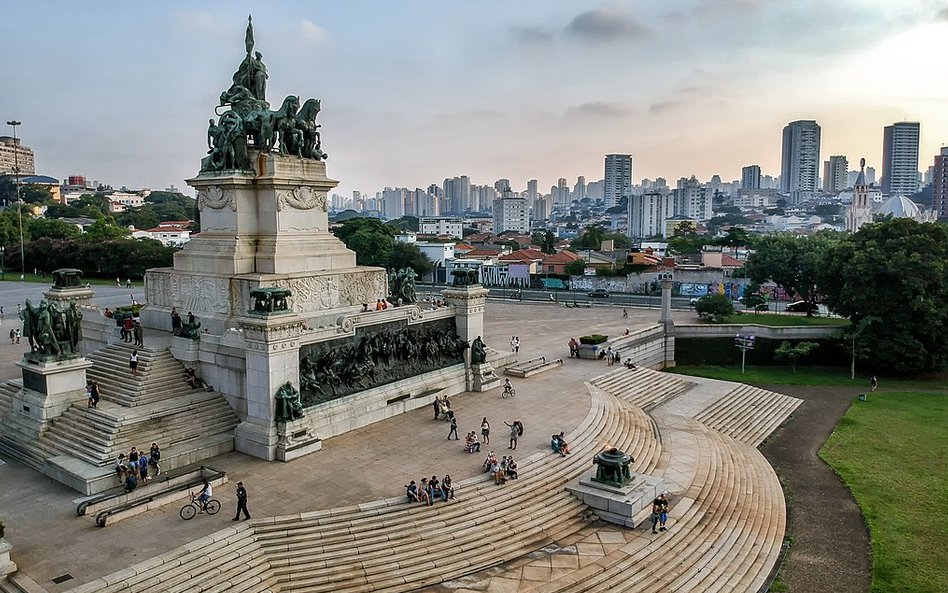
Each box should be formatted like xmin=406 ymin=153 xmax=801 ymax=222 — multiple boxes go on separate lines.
xmin=390 ymin=241 xmax=433 ymax=277
xmin=20 ymin=184 xmax=54 ymax=204
xmin=817 ymin=219 xmax=948 ymax=374
xmin=389 ymin=216 xmax=419 ymax=232
xmin=347 ymin=230 xmax=394 ymax=267
xmin=28 ymin=218 xmax=81 ymax=241
xmin=745 ymin=232 xmax=840 ymax=312
xmin=332 ymin=217 xmax=395 ymax=244
xmin=85 ymin=218 xmax=131 ymax=241
xmin=774 ymin=341 xmax=819 ymax=373
xmin=565 ymin=259 xmax=586 ymax=276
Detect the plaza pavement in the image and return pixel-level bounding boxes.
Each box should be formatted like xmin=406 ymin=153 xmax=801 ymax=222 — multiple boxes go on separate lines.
xmin=0 ymin=290 xmax=693 ymax=591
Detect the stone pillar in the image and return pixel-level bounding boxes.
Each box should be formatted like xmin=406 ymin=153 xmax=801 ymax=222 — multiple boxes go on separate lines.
xmin=13 ymin=357 xmax=92 ymax=430
xmin=441 ymin=283 xmax=489 ymax=345
xmin=235 ymin=313 xmax=306 ymax=461
xmin=657 ymin=271 xmax=676 ymax=369
xmin=442 ymin=283 xmax=499 ymax=391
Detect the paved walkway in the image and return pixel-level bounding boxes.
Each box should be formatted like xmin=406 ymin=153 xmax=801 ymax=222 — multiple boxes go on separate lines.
xmin=0 ymin=297 xmax=691 ymax=591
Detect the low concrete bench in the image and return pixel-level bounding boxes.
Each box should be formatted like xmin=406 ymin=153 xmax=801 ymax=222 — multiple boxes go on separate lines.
xmin=505 ymin=356 xmax=565 ymax=378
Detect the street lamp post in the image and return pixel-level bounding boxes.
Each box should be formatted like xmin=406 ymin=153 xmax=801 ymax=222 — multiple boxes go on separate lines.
xmin=6 ymin=120 xmax=25 ymax=280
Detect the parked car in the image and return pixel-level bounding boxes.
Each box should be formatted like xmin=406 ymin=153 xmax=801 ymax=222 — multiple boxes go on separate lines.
xmin=587 ymin=289 xmax=610 ymax=298
xmin=785 ymin=300 xmax=819 ymax=313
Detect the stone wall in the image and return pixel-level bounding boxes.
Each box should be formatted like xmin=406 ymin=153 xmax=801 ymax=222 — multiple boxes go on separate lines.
xmin=604 ymin=325 xmax=672 ymax=369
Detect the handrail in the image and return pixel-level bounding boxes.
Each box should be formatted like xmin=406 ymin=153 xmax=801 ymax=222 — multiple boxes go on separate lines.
xmin=75 ymin=465 xmax=226 ymax=526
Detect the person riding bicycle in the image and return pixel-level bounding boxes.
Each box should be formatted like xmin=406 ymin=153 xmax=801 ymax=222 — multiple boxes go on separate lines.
xmin=197 ymin=479 xmax=213 ymax=511
xmin=503 ymin=379 xmax=513 ymax=395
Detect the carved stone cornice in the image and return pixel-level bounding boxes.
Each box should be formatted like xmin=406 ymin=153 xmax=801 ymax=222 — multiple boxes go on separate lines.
xmin=276 ymin=186 xmax=328 ymax=212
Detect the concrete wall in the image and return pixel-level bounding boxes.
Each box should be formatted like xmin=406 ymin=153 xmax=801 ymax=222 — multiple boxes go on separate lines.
xmin=673 ymin=324 xmax=843 ymax=340
xmin=604 ymin=324 xmax=672 ymax=369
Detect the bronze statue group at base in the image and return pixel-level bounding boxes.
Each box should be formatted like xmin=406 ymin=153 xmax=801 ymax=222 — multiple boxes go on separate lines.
xmin=20 ymin=299 xmax=83 ymax=362
xmin=202 ymin=15 xmax=327 ymax=173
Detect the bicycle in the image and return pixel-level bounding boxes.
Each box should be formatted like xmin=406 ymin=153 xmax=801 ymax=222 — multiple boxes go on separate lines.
xmin=502 ymin=385 xmax=516 ymax=399
xmin=180 ymin=491 xmax=221 ymax=520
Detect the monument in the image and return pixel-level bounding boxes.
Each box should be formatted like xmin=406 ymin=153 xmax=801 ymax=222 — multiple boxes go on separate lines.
xmin=567 ymin=446 xmax=665 ymax=528
xmin=139 ymin=17 xmax=477 ymax=461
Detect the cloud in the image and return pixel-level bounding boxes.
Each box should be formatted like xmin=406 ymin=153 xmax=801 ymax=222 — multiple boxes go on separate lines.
xmin=566 ymin=101 xmax=635 ymax=118
xmin=566 ymin=6 xmax=652 ymax=41
xmin=648 ymin=100 xmax=683 ymax=114
xmin=300 ymin=19 xmax=328 ymax=43
xmin=510 ymin=25 xmax=553 ymax=45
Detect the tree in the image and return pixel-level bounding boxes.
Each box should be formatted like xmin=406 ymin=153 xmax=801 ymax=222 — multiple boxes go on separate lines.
xmin=716 ymin=227 xmax=750 ymax=248
xmin=745 ymin=232 xmax=839 ymax=315
xmin=739 ymin=284 xmax=768 ymax=313
xmin=117 ymin=206 xmax=160 ymax=230
xmin=28 ymin=218 xmax=81 ymax=241
xmin=774 ymin=341 xmax=819 ymax=373
xmin=347 ymin=230 xmax=393 ymax=267
xmin=565 ymin=259 xmax=586 ymax=276
xmin=817 ymin=219 xmax=948 ymax=374
xmin=84 ymin=218 xmax=130 ymax=241
xmin=20 ymin=184 xmax=54 ymax=204
xmin=389 ymin=216 xmax=419 ymax=232
xmin=532 ymin=230 xmax=557 ymax=254
xmin=331 ymin=217 xmax=395 ymax=245
xmin=695 ymin=294 xmax=734 ymax=323
xmin=390 ymin=241 xmax=432 ymax=277
xmin=571 ymin=225 xmax=607 ymax=250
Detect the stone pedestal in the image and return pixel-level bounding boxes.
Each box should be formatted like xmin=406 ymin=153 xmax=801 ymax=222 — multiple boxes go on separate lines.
xmin=567 ymin=473 xmax=665 ymax=528
xmin=13 ymin=357 xmax=92 ymax=426
xmin=471 ymin=363 xmax=501 ymax=392
xmin=442 ymin=284 xmax=489 ymax=345
xmin=0 ymin=539 xmax=16 ymax=581
xmin=44 ymin=285 xmax=96 ymax=310
xmin=659 ymin=273 xmax=676 ymax=369
xmin=235 ymin=312 xmax=307 ymax=461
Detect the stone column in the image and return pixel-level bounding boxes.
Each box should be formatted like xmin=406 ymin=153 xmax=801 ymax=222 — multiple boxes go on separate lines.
xmin=235 ymin=313 xmax=306 ymax=461
xmin=442 ymin=283 xmax=499 ymax=391
xmin=657 ymin=271 xmax=676 ymax=368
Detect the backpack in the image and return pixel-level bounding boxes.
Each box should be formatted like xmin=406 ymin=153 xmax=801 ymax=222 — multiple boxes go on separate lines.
xmin=516 ymin=422 xmax=524 ymax=436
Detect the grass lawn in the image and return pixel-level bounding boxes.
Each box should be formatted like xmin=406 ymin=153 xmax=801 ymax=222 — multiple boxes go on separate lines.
xmin=821 ymin=392 xmax=948 ymax=593
xmin=718 ymin=312 xmax=849 ymax=326
xmin=669 ymin=365 xmax=948 ymax=390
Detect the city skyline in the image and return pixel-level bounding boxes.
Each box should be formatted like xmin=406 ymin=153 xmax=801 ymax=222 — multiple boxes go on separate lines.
xmin=4 ymin=1 xmax=948 ymax=198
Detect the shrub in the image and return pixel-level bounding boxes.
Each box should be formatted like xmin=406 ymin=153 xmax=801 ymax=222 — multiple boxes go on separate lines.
xmin=579 ymin=334 xmax=608 ymax=345
xmin=695 ymin=294 xmax=735 ymax=323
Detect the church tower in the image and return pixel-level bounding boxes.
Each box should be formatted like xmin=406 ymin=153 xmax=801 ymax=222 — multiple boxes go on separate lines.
xmin=846 ymin=157 xmax=873 ymax=232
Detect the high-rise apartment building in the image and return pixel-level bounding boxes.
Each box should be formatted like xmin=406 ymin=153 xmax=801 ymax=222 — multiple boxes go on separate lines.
xmin=881 ymin=122 xmax=920 ymax=196
xmin=604 ymin=154 xmax=632 ymax=208
xmin=494 ymin=178 xmax=511 ymax=194
xmin=0 ymin=136 xmax=36 ymax=176
xmin=741 ymin=165 xmax=761 ymax=191
xmin=573 ymin=176 xmax=587 ymax=201
xmin=674 ymin=176 xmax=712 ymax=221
xmin=933 ymin=147 xmax=948 ymax=220
xmin=493 ymin=196 xmax=530 ymax=233
xmin=628 ymin=191 xmax=672 ymax=239
xmin=780 ymin=120 xmax=821 ymax=198
xmin=823 ymin=155 xmax=848 ymax=192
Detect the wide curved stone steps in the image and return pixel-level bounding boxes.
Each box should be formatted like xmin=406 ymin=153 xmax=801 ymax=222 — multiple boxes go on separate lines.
xmin=591 ymin=367 xmax=693 ymax=411
xmin=61 ymin=383 xmax=663 ymax=593
xmin=694 ymin=384 xmax=803 ymax=447
xmin=500 ymin=420 xmax=785 ymax=593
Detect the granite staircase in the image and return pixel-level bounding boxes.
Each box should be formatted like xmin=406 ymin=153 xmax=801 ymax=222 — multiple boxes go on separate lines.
xmin=0 ymin=344 xmax=239 ymax=494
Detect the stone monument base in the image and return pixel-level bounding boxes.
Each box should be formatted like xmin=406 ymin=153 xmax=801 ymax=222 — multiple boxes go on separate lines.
xmin=567 ymin=473 xmax=665 ymax=528
xmin=471 ymin=363 xmax=501 ymax=392
xmin=0 ymin=539 xmax=16 ymax=581
xmin=13 ymin=357 xmax=92 ymax=425
xmin=43 ymin=284 xmax=96 ymax=310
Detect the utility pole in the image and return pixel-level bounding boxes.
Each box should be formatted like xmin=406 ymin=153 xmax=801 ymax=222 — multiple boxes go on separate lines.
xmin=6 ymin=120 xmax=25 ymax=280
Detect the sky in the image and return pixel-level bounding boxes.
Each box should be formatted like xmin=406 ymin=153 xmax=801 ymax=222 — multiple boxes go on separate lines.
xmin=4 ymin=0 xmax=948 ymax=198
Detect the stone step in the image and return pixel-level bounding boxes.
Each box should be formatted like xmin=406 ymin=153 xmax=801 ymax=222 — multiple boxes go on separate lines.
xmin=0 ymin=571 xmax=50 ymax=593
xmin=591 ymin=368 xmax=692 ymax=411
xmin=695 ymin=385 xmax=803 ymax=447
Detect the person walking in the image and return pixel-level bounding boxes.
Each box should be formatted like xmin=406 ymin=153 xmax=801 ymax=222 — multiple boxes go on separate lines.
xmin=447 ymin=416 xmax=459 ymax=440
xmin=133 ymin=321 xmax=144 ymax=347
xmin=657 ymin=491 xmax=669 ymax=532
xmin=870 ymin=376 xmax=878 ymax=392
xmin=233 ymin=481 xmax=251 ymax=520
xmin=481 ymin=417 xmax=491 ymax=444
xmin=129 ymin=349 xmax=139 ymax=376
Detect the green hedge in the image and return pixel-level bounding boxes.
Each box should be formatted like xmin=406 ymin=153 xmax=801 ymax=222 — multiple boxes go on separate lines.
xmin=675 ymin=337 xmax=849 ymax=367
xmin=580 ymin=334 xmax=609 ymax=345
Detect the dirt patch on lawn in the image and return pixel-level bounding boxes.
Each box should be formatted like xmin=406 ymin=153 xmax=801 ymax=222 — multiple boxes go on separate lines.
xmin=758 ymin=384 xmax=872 ymax=593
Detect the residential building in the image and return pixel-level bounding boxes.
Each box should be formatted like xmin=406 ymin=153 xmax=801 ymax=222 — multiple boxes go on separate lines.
xmin=604 ymin=154 xmax=632 ymax=208
xmin=673 ymin=176 xmax=712 ymax=221
xmin=381 ymin=187 xmax=406 ymax=219
xmin=555 ymin=178 xmax=570 ymax=205
xmin=20 ymin=175 xmax=61 ymax=203
xmin=106 ymin=191 xmax=145 ymax=213
xmin=420 ymin=217 xmax=463 ymax=239
xmin=573 ymin=176 xmax=587 ymax=201
xmin=881 ymin=121 xmax=920 ymax=196
xmin=492 ymin=196 xmax=530 ymax=234
xmin=780 ymin=120 xmax=821 ymax=199
xmin=0 ymin=136 xmax=35 ymax=176
xmin=933 ymin=147 xmax=948 ymax=220
xmin=628 ymin=191 xmax=672 ymax=239
xmin=526 ymin=179 xmax=538 ymax=208
xmin=741 ymin=165 xmax=761 ymax=191
xmin=822 ymin=155 xmax=848 ymax=192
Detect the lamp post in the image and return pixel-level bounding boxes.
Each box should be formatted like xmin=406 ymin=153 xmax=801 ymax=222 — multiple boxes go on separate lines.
xmin=6 ymin=120 xmax=25 ymax=280
xmin=0 ymin=246 xmax=5 ymax=279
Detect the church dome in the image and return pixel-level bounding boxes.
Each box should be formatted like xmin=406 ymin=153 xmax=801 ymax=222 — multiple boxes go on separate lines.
xmin=878 ymin=195 xmax=921 ymax=219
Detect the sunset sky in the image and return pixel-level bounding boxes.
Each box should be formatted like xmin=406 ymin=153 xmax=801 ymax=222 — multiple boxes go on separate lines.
xmin=4 ymin=0 xmax=948 ymax=197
